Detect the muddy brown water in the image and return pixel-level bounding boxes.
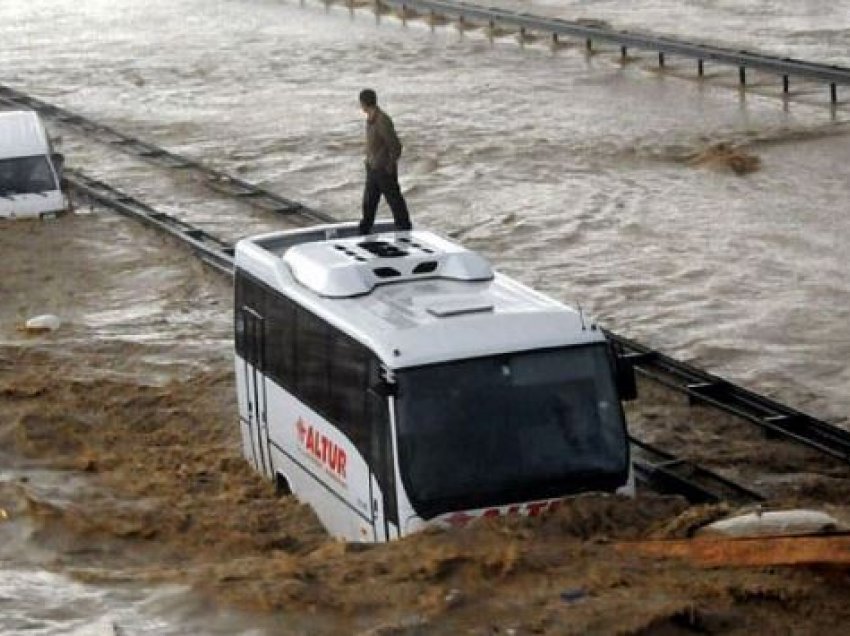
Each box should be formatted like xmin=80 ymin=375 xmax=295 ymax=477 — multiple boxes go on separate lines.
xmin=3 ymin=0 xmax=850 ymax=633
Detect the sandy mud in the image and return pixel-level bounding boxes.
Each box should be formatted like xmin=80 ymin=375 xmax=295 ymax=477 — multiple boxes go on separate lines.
xmin=2 ymin=213 xmax=850 ymax=634
xmin=687 ymin=143 xmax=762 ymax=175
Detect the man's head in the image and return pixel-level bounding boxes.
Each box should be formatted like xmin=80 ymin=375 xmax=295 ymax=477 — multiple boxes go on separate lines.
xmin=359 ymin=88 xmax=377 ymax=114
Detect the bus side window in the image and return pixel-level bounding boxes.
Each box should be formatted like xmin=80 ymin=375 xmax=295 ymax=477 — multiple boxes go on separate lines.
xmin=234 ymin=274 xmax=246 ymax=357
xmin=235 ymin=272 xmax=266 ymax=359
xmin=295 ymin=308 xmax=331 ymax=412
xmin=368 ymin=362 xmax=398 ymax=525
xmin=327 ymin=335 xmax=370 ymax=457
xmin=265 ymin=292 xmax=296 ymax=389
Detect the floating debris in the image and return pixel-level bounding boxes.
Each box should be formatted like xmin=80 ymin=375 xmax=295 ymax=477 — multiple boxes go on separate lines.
xmin=21 ymin=314 xmax=62 ymax=334
xmin=698 ymin=509 xmax=844 ymax=538
xmin=688 ymin=142 xmax=761 ymax=175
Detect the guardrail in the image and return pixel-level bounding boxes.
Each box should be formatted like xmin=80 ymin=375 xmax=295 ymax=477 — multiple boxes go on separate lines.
xmin=373 ymin=0 xmax=850 ymax=103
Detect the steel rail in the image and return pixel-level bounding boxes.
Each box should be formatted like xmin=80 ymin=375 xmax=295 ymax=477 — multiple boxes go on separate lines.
xmin=606 ymin=331 xmax=850 ymax=465
xmin=630 ymin=437 xmax=763 ymax=504
xmin=377 ymin=0 xmax=850 ymax=101
xmin=15 ymin=80 xmax=844 ymax=477
xmin=64 ymin=170 xmax=762 ymax=504
xmin=66 ymin=170 xmax=236 ymax=275
xmin=0 ymin=84 xmax=335 ymax=224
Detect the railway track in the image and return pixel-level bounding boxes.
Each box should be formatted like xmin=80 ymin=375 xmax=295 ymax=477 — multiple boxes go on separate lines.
xmin=66 ymin=169 xmax=763 ymax=506
xmin=4 ymin=78 xmax=843 ymax=505
xmin=607 ymin=332 xmax=850 ymax=465
xmin=66 ymin=157 xmax=849 ymax=486
xmin=66 ymin=170 xmax=236 ymax=275
xmin=0 ymin=84 xmax=334 ymax=224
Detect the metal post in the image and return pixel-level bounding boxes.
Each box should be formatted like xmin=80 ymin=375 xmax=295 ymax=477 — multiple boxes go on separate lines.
xmin=783 ymin=75 xmax=789 ymax=94
xmin=739 ymin=66 xmax=746 ymax=85
xmin=831 ymin=83 xmax=838 ymax=104
xmin=620 ymin=45 xmax=627 ymax=59
xmin=401 ymin=4 xmax=406 ymax=25
xmin=586 ymin=38 xmax=592 ymax=52
xmin=697 ymin=59 xmax=704 ymax=76
xmin=658 ymin=52 xmax=665 ymax=67
xmin=552 ymin=33 xmax=559 ymax=45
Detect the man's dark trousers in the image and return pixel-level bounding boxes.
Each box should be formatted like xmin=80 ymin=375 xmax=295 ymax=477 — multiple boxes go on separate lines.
xmin=360 ymin=166 xmax=412 ymax=235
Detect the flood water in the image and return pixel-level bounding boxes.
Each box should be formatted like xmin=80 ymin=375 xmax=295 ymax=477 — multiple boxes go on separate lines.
xmin=2 ymin=0 xmax=850 ymax=633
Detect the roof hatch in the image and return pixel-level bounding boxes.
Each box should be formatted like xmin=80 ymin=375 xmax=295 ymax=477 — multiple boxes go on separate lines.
xmin=426 ymin=297 xmax=494 ymax=318
xmin=283 ymin=231 xmax=494 ymax=298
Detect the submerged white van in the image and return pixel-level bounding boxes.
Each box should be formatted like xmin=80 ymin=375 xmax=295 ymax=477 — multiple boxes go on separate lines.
xmin=0 ymin=110 xmax=66 ymax=219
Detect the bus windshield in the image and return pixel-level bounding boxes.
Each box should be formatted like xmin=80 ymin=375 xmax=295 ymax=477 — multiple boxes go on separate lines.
xmin=0 ymin=156 xmax=57 ymax=196
xmin=394 ymin=344 xmax=629 ymax=518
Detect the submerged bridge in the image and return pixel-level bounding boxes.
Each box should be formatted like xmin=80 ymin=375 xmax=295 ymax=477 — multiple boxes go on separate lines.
xmin=374 ymin=0 xmax=850 ymax=103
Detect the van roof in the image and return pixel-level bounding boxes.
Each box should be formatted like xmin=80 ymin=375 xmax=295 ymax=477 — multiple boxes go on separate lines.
xmin=0 ymin=110 xmax=50 ymax=160
xmin=235 ymin=223 xmax=606 ymax=369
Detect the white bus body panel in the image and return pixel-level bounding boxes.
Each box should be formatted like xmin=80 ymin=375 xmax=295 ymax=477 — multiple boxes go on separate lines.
xmin=237 ymin=354 xmax=631 ymax=541
xmin=236 ymin=353 xmax=383 ymax=542
xmin=0 ymin=110 xmax=65 ymax=219
xmin=401 ymin=483 xmax=636 ymax=535
xmin=234 ymin=223 xmax=632 ymax=542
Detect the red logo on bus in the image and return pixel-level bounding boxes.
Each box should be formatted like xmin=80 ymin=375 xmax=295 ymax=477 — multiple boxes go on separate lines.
xmin=296 ymin=418 xmax=347 ymax=482
xmin=443 ymin=500 xmax=561 ymax=528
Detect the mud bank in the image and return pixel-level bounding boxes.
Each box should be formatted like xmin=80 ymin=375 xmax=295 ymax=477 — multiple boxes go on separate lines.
xmin=4 ymin=349 xmax=850 ymax=634
xmin=2 ymin=213 xmax=850 ymax=634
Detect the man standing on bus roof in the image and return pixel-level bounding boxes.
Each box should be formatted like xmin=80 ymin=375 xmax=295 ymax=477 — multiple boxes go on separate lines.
xmin=358 ymin=89 xmax=413 ymax=235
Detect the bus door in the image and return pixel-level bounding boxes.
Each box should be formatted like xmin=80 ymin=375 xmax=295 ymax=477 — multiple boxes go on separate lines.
xmin=240 ymin=306 xmax=272 ymax=478
xmin=369 ymin=381 xmax=400 ymax=541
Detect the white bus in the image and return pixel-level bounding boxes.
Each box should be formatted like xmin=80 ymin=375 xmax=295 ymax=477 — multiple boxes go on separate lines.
xmin=234 ymin=222 xmax=635 ymax=542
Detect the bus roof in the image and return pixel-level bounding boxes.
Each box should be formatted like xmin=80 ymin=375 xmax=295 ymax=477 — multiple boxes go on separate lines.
xmin=0 ymin=110 xmax=50 ymax=160
xmin=235 ymin=222 xmax=606 ymax=368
